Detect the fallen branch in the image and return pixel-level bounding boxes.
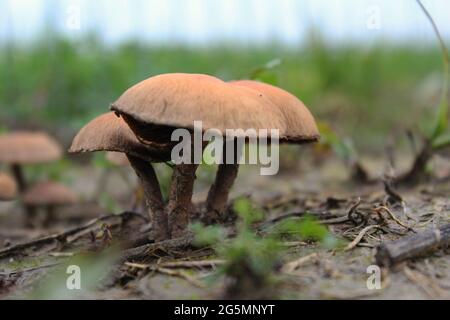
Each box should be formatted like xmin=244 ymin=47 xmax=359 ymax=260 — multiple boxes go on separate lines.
xmin=125 ymin=262 xmax=204 ymax=288
xmin=319 ymin=215 xmax=349 ymax=224
xmin=375 ymin=223 xmax=450 ymax=267
xmin=0 ymin=262 xmax=61 ymax=277
xmin=281 ymin=253 xmax=318 ymax=273
xmin=0 ymin=211 xmax=145 ymax=259
xmin=157 ymin=259 xmax=225 ymax=269
xmin=121 ymin=234 xmax=195 ymax=262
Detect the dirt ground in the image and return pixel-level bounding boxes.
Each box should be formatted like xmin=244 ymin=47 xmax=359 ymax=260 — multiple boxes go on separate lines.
xmin=1 ymin=157 xmax=449 ymax=300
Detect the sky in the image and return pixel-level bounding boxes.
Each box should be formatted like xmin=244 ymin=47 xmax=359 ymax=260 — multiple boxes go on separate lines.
xmin=0 ymin=0 xmax=449 ymax=46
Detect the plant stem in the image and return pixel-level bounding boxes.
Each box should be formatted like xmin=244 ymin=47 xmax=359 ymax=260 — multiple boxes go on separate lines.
xmin=417 ymin=0 xmax=450 ymax=139
xmin=397 ymin=141 xmax=433 ymax=185
xmin=127 ymin=155 xmax=168 ymax=241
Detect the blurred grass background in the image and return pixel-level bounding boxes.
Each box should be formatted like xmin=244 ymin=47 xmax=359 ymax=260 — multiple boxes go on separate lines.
xmin=0 ymin=31 xmax=444 ymax=152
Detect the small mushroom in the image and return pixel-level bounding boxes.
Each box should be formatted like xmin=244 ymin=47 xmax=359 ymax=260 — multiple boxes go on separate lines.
xmin=69 ymin=112 xmax=171 ymax=240
xmin=0 ymin=132 xmax=62 ymax=191
xmin=22 ymin=181 xmax=77 ymax=226
xmin=0 ymin=132 xmax=63 ymax=219
xmin=0 ymin=172 xmax=18 ymax=201
xmin=110 ymin=73 xmax=305 ymax=236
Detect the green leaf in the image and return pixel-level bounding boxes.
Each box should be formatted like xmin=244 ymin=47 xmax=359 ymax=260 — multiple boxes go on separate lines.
xmin=191 ymin=222 xmax=226 ymax=247
xmin=233 ymin=197 xmax=264 ymax=226
xmin=432 ymin=131 xmax=450 ymax=149
xmin=317 ymin=121 xmax=356 ymax=162
xmin=249 ymin=58 xmax=282 ymax=85
xmin=431 ymin=97 xmax=449 ymax=140
xmin=272 ymin=215 xmax=342 ymax=249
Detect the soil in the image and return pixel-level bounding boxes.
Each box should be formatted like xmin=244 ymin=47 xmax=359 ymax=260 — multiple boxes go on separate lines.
xmin=1 ymin=157 xmax=449 ymax=300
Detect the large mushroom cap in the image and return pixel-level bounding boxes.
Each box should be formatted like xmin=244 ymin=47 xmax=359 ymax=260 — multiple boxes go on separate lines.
xmin=110 ymin=73 xmax=289 ymax=141
xmin=230 ymin=80 xmax=320 ymax=143
xmin=0 ymin=172 xmax=18 ymax=201
xmin=23 ymin=182 xmax=78 ymax=207
xmin=68 ymin=112 xmax=171 ymax=162
xmin=0 ymin=132 xmax=62 ymax=165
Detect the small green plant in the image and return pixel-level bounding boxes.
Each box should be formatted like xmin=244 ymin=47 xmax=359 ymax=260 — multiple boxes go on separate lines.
xmin=317 ymin=121 xmax=357 ymax=164
xmin=395 ymin=1 xmax=450 ymax=184
xmin=272 ymin=214 xmax=343 ymax=249
xmin=192 ymin=197 xmax=340 ymax=298
xmin=417 ymin=0 xmax=450 ymax=143
xmin=249 ymin=58 xmax=282 ymax=85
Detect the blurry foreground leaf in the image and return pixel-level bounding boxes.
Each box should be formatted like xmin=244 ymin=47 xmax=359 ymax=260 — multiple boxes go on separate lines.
xmin=28 ymin=247 xmax=120 ymax=300
xmin=233 ymin=197 xmax=264 ymax=226
xmin=191 ymin=222 xmax=226 ymax=247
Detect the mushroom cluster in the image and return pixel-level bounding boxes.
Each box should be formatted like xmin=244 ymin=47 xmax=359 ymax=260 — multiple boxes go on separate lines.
xmin=70 ymin=73 xmax=319 ymax=241
xmin=0 ymin=131 xmax=77 ymax=225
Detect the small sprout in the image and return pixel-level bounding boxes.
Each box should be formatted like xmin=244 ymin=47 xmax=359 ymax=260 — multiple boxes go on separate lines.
xmin=191 ymin=222 xmax=226 ymax=247
xmin=192 ymin=198 xmax=285 ymax=299
xmin=233 ymin=197 xmax=264 ymax=227
xmin=273 ymin=214 xmax=343 ymax=249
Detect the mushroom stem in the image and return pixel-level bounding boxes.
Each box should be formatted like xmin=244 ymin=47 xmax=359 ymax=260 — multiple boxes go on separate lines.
xmin=11 ymin=163 xmax=36 ymax=220
xmin=204 ymin=139 xmax=241 ymax=223
xmin=126 ymin=155 xmax=168 ymax=241
xmin=167 ymin=163 xmax=199 ymax=238
xmin=204 ymin=163 xmax=239 ymax=223
xmin=44 ymin=205 xmax=55 ymax=227
xmin=11 ymin=164 xmax=26 ymax=192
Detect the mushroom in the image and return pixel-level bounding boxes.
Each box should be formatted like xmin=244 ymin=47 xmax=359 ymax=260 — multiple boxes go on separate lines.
xmin=0 ymin=132 xmax=62 ymax=191
xmin=69 ymin=112 xmax=171 ymax=240
xmin=0 ymin=132 xmax=62 ymax=219
xmin=0 ymin=172 xmax=18 ymax=201
xmin=22 ymin=182 xmax=77 ymax=226
xmin=110 ymin=73 xmax=318 ymax=236
xmin=201 ymin=79 xmax=320 ymax=221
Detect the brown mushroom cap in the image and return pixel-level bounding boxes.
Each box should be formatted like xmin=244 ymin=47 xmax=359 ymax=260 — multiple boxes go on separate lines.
xmin=68 ymin=112 xmax=171 ymax=162
xmin=110 ymin=73 xmax=290 ymax=141
xmin=22 ymin=182 xmax=77 ymax=207
xmin=0 ymin=132 xmax=62 ymax=165
xmin=0 ymin=172 xmax=18 ymax=201
xmin=230 ymin=80 xmax=320 ymax=143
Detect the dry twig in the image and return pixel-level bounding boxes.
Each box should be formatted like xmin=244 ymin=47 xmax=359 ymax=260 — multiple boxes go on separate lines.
xmin=344 ymin=225 xmax=381 ymax=251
